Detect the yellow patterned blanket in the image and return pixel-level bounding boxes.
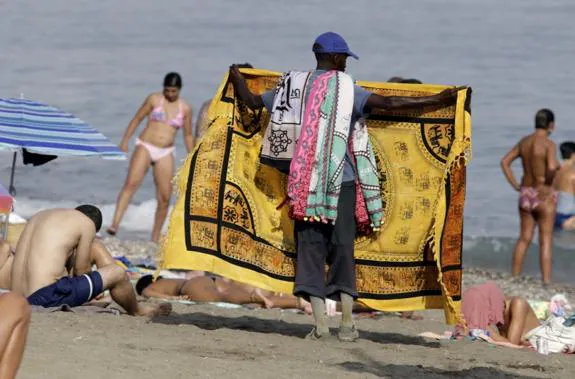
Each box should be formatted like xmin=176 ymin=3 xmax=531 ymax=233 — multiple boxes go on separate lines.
xmin=160 ymin=69 xmax=472 ymax=324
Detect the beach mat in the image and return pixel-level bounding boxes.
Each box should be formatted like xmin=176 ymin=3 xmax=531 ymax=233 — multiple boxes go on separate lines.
xmin=160 ymin=68 xmax=472 ymax=324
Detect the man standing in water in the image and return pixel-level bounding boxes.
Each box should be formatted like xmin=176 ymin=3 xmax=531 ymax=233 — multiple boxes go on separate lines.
xmin=501 ymin=109 xmax=559 ymax=284
xmin=553 ymin=142 xmax=575 ymax=230
xmin=229 ymin=32 xmax=462 ymax=341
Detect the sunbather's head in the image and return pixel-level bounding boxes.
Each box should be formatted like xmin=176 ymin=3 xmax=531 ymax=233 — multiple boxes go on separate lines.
xmin=136 ymin=275 xmax=163 ymax=295
xmin=75 ymin=204 xmax=102 ymax=232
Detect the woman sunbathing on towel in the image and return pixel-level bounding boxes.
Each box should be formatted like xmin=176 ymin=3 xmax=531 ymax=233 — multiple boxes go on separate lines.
xmin=456 ymin=282 xmax=540 ymax=347
xmin=136 ymin=275 xmax=311 ymax=313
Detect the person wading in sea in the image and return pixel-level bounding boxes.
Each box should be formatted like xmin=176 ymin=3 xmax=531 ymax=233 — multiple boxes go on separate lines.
xmin=501 ymin=109 xmax=559 ymax=284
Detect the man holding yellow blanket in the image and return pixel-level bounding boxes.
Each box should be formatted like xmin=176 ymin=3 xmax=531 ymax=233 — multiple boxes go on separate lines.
xmin=229 ymin=31 xmax=462 ymax=341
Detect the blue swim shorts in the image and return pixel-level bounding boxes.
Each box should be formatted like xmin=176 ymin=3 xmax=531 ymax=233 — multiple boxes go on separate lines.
xmin=27 ymin=271 xmax=104 ymax=307
xmin=555 ymin=212 xmax=574 ymax=229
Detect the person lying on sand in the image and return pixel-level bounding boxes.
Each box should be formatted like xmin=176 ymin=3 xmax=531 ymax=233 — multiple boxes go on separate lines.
xmin=136 ymin=274 xmax=312 ymax=313
xmin=10 ymin=205 xmax=171 ymax=317
xmin=0 ymin=292 xmax=30 ymax=379
xmin=0 ymin=240 xmax=14 ymax=289
xmin=456 ymin=282 xmax=540 ymax=347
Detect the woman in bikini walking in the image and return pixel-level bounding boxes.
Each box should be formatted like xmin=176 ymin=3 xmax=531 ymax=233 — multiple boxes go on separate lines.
xmin=108 ymin=72 xmax=194 ymax=242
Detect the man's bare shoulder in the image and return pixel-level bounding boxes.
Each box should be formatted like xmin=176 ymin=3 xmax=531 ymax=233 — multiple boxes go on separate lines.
xmin=517 ymin=133 xmax=534 ymax=145
xmin=29 ymin=208 xmax=76 ymax=220
xmin=28 ymin=209 xmax=93 ymax=232
xmin=513 ymin=135 xmax=530 ymax=156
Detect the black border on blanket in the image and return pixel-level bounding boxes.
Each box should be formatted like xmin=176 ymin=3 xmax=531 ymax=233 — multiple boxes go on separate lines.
xmin=181 ymin=116 xmax=463 ymax=301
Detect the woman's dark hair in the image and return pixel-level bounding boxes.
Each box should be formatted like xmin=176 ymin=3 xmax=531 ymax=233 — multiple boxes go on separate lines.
xmin=387 ymin=76 xmax=404 ymax=83
xmin=560 ymin=142 xmax=575 ymax=160
xmin=535 ymin=108 xmax=554 ymax=129
xmin=135 ymin=275 xmax=163 ymax=295
xmin=401 ymin=78 xmax=423 ymax=84
xmin=75 ymin=204 xmax=102 ymax=232
xmin=164 ymin=72 xmax=183 ymax=89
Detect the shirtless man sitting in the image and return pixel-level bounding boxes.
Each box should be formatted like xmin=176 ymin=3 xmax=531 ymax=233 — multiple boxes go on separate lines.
xmin=136 ymin=274 xmax=311 ymax=313
xmin=553 ymin=142 xmax=575 ymax=230
xmin=501 ymin=109 xmax=559 ymax=284
xmin=11 ymin=205 xmax=171 ymax=316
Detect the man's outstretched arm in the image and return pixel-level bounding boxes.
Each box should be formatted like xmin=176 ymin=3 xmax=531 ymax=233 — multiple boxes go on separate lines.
xmin=228 ymin=65 xmax=264 ymax=110
xmin=364 ymin=86 xmax=466 ymax=113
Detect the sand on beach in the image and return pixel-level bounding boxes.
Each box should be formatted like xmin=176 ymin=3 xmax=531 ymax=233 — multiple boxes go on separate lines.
xmin=18 ymin=302 xmax=574 ymax=379
xmin=11 ymin=238 xmax=575 ymax=378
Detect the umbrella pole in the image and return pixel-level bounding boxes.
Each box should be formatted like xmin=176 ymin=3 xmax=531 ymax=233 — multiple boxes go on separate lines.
xmin=9 ymin=151 xmax=17 ymax=197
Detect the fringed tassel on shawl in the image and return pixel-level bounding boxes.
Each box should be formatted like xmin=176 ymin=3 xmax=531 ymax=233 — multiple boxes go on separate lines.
xmin=156 ymin=150 xmax=195 ymax=280
xmin=429 ymin=92 xmax=472 ymax=325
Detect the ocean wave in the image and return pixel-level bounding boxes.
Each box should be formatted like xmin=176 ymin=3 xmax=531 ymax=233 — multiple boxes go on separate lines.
xmin=10 ymin=197 xmax=171 ymax=235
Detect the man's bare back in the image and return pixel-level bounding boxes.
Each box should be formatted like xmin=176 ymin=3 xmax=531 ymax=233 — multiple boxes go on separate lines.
xmin=554 ymin=164 xmax=575 ymax=194
xmin=517 ymin=133 xmax=557 ymax=189
xmin=11 ymin=208 xmax=97 ymax=296
xmin=553 ymin=142 xmax=575 ymax=230
xmin=554 ymin=143 xmax=575 ymax=195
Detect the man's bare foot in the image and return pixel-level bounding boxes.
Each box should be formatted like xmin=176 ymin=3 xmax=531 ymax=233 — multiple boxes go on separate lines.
xmin=298 ymin=298 xmax=313 ymax=315
xmin=164 ymin=295 xmax=193 ymax=301
xmin=135 ymin=302 xmax=172 ymax=317
xmin=251 ymin=288 xmax=274 ymax=309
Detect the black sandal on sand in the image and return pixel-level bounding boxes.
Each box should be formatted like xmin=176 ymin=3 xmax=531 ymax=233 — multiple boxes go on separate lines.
xmin=338 ymin=325 xmax=359 ymax=342
xmin=106 ymin=227 xmax=117 ymax=236
xmin=305 ymin=327 xmax=331 ymax=341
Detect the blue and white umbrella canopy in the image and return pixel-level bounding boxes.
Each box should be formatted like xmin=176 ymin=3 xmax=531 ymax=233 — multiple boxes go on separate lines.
xmin=0 ymin=97 xmax=126 ymax=195
xmin=0 ymin=97 xmax=126 ymax=159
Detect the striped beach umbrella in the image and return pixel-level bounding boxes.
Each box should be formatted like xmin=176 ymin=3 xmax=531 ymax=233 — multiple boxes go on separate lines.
xmin=0 ymin=97 xmax=126 ymax=195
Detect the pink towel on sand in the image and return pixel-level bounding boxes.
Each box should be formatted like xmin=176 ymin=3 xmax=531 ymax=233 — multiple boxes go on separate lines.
xmin=461 ymin=282 xmax=505 ymax=330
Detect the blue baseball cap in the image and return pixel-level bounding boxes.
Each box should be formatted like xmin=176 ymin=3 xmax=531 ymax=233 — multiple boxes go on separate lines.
xmin=312 ymin=32 xmax=359 ymax=60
